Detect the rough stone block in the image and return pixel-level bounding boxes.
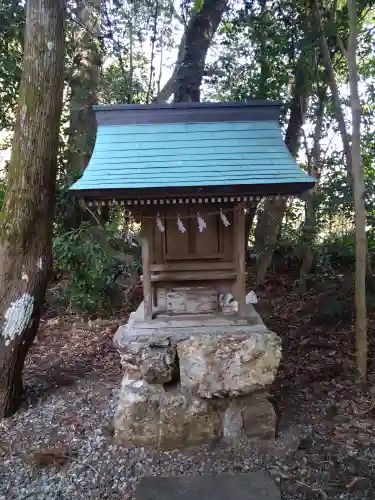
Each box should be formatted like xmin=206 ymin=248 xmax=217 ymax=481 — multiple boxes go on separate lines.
xmin=115 ymin=331 xmax=177 ymax=384
xmin=241 ymin=393 xmax=277 ymax=440
xmin=113 ymin=377 xmax=221 ymax=449
xmin=138 ymin=344 xmax=177 ymax=384
xmin=159 ymin=391 xmax=221 ymax=449
xmin=113 ymin=377 xmax=162 ymax=447
xmin=177 ymin=331 xmax=281 ymax=398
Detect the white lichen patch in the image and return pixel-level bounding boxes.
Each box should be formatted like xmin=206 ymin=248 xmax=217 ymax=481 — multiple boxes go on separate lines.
xmin=1 ymin=294 xmax=34 ymax=346
xmin=37 ymin=257 xmax=43 ymax=270
xmin=19 ymin=105 xmax=26 ymax=126
xmin=21 ymin=272 xmax=29 ymax=282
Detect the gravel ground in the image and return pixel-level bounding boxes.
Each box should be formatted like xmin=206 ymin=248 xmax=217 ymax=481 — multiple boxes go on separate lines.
xmin=1 ymin=369 xmax=374 ymax=500
xmin=0 ymin=376 xmax=270 ymax=500
xmin=0 ymin=317 xmax=274 ymax=500
xmin=1 ymin=274 xmax=375 ymax=500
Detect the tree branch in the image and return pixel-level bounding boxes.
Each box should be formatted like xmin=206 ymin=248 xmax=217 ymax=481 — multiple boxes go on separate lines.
xmin=169 ymin=0 xmax=185 ymax=26
xmin=154 ymin=30 xmax=186 ymax=102
xmin=154 ymin=0 xmax=228 ymax=103
xmin=312 ymin=0 xmax=353 ymax=177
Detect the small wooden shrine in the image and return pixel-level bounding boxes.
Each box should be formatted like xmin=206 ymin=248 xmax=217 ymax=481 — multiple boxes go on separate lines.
xmin=70 ymin=101 xmax=314 ymax=321
xmin=71 ymin=101 xmax=316 ymax=449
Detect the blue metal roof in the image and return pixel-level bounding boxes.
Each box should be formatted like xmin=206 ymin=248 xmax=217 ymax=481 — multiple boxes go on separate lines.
xmin=70 ymin=117 xmax=314 ymax=196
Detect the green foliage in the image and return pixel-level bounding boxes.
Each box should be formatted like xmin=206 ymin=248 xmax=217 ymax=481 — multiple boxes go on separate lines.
xmin=0 ymin=0 xmax=24 ymax=129
xmin=53 ymin=220 xmax=141 ymax=314
xmin=99 ymin=62 xmax=147 ymax=104
xmin=53 ymin=223 xmax=115 ymax=313
xmin=314 ymin=277 xmax=355 ymax=325
xmin=204 ymin=0 xmax=315 ymax=107
xmin=0 ymin=178 xmax=6 ymax=210
xmin=2 ymin=0 xmax=375 ymax=317
xmin=311 ymin=272 xmax=375 ymax=325
xmin=100 ymin=0 xmax=175 ymax=104
xmin=315 ymin=230 xmax=375 ymax=272
xmin=191 ymin=0 xmax=204 ymax=14
xmin=320 ymin=232 xmax=357 ymax=270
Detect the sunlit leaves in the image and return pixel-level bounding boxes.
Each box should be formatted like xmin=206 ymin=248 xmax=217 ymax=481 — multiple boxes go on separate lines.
xmin=0 ymin=0 xmax=24 ymax=130
xmin=191 ymin=0 xmax=203 ymax=14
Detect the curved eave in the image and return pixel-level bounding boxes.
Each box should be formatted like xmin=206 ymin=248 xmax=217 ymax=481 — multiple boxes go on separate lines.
xmin=70 ymin=180 xmax=315 ymax=202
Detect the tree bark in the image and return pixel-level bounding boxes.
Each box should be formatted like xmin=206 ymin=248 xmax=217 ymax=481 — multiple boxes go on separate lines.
xmin=155 ymin=0 xmax=228 ymax=103
xmin=299 ymin=86 xmax=326 ymax=279
xmin=245 ymin=203 xmax=257 ymax=257
xmin=65 ymin=0 xmax=101 ymax=229
xmin=154 ymin=30 xmax=186 ymax=103
xmin=313 ymin=0 xmax=372 ymax=279
xmin=243 ymin=0 xmax=269 ymax=249
xmin=313 ymin=0 xmax=368 ymax=378
xmin=312 ymin=0 xmax=353 ymax=180
xmin=347 ymin=0 xmax=367 ymax=381
xmin=254 ymin=53 xmax=310 ymax=284
xmin=0 ymin=0 xmax=66 ymax=418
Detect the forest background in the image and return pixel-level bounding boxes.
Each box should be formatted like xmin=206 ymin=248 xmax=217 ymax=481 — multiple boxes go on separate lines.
xmin=0 ymin=0 xmax=375 ymax=416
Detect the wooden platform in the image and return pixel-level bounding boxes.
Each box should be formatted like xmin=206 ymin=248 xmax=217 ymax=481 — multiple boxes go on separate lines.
xmin=115 ymin=302 xmax=269 ymax=347
xmin=129 ymin=300 xmax=265 ymax=327
xmin=131 ymin=313 xmax=262 ymax=329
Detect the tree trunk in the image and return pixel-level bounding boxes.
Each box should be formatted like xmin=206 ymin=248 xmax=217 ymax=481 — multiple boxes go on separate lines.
xmin=156 ymin=0 xmax=228 ymax=103
xmin=0 ymin=0 xmax=66 ymax=418
xmin=254 ymin=53 xmax=310 ymax=284
xmin=64 ymin=0 xmax=101 ymax=229
xmin=299 ymin=87 xmax=326 ymax=279
xmin=348 ymin=0 xmax=367 ymax=381
xmin=313 ymin=0 xmax=368 ymax=378
xmin=312 ymin=0 xmax=353 ymax=179
xmin=154 ymin=30 xmax=186 ymax=103
xmin=313 ymin=0 xmax=372 ymax=278
xmin=245 ymin=203 xmax=258 ymax=257
xmin=243 ymin=0 xmax=269 ymax=249
xmin=254 ymin=197 xmax=286 ymax=284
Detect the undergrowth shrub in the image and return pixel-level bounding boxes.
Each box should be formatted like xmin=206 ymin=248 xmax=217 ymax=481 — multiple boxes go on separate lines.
xmin=320 ymin=232 xmax=356 ymax=270
xmin=53 ymin=220 xmax=141 ymax=314
xmin=0 ymin=178 xmax=6 ymax=210
xmin=315 ymin=230 xmax=375 ymax=272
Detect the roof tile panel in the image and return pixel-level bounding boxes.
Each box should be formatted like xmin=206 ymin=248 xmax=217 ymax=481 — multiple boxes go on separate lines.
xmin=70 ymin=120 xmax=314 ymax=194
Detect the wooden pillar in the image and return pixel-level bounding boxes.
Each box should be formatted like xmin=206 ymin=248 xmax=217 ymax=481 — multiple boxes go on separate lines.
xmin=234 ymin=204 xmax=246 ymax=317
xmin=141 ymin=218 xmax=153 ymax=320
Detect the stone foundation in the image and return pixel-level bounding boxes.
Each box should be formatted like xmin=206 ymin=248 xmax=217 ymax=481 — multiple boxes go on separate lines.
xmin=113 ymin=303 xmax=281 ymax=449
xmin=114 ymin=378 xmax=222 ymax=449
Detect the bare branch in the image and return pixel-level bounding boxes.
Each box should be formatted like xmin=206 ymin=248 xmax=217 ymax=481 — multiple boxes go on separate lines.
xmin=154 ymin=31 xmax=186 ymax=102
xmin=169 ymin=0 xmax=186 ymax=26
xmin=337 ymin=33 xmax=348 ymax=60
xmin=312 ymin=0 xmax=353 ymax=177
xmin=102 ymin=3 xmax=128 ymax=87
xmin=146 ymin=0 xmax=160 ymax=103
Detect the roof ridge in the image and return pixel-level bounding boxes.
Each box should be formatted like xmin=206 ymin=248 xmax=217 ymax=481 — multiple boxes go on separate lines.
xmin=93 ymin=100 xmax=282 ymax=112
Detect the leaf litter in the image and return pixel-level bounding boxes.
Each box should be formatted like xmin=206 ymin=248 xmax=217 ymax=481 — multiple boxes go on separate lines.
xmin=0 ymin=269 xmax=374 ymax=499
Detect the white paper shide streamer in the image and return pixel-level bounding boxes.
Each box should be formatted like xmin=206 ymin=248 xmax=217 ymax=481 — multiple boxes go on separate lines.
xmin=220 ymin=208 xmax=230 ymax=227
xmin=219 ymin=291 xmax=259 ymax=313
xmin=177 ymin=216 xmax=186 ymax=233
xmin=246 ymin=291 xmax=258 ymax=304
xmin=156 ymin=213 xmax=165 ymax=232
xmin=197 ymin=213 xmax=207 ymax=232
xmin=153 ymin=208 xmax=232 ymax=234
